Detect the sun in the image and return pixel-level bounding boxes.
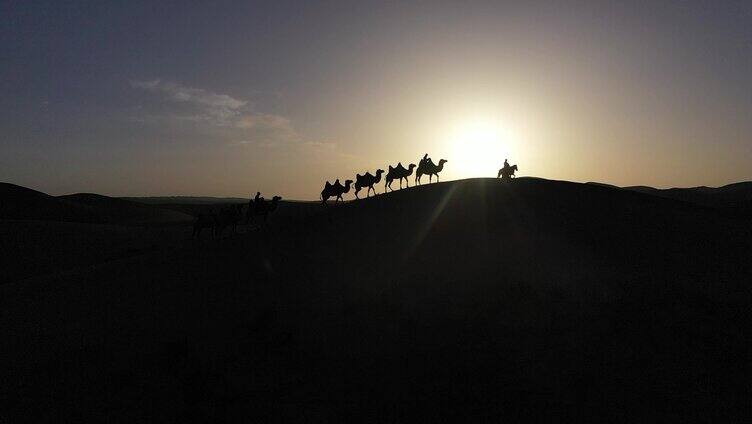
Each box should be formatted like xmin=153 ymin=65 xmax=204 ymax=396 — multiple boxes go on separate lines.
xmin=446 ymin=118 xmax=511 ymax=178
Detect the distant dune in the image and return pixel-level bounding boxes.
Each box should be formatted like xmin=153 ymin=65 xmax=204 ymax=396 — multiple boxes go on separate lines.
xmin=123 ymin=196 xmax=248 ymax=205
xmin=60 ymin=193 xmax=192 ymax=223
xmin=0 ymin=183 xmax=192 ymax=224
xmin=624 ymin=181 xmax=752 ymax=211
xmin=0 ymin=182 xmax=104 ymax=223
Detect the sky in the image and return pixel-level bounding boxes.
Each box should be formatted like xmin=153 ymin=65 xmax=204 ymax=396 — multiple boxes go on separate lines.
xmin=2 ymin=0 xmax=751 ymax=199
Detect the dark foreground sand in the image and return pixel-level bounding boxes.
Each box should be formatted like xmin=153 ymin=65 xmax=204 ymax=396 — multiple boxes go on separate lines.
xmin=2 ymin=178 xmax=751 ymax=422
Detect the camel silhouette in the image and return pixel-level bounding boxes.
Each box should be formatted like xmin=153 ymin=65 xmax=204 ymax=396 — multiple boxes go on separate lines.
xmin=498 ymin=164 xmax=518 ymax=180
xmin=214 ymin=204 xmax=243 ymax=237
xmin=385 ymin=162 xmax=416 ymax=192
xmin=192 ymin=211 xmax=217 ymax=239
xmin=354 ymin=169 xmax=385 ymax=199
xmin=415 ymin=159 xmax=448 ymax=184
xmin=321 ymin=179 xmax=353 ymax=205
xmin=247 ymin=195 xmax=282 ymax=222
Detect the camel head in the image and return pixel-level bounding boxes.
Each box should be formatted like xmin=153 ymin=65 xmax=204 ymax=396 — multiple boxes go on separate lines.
xmin=342 ymin=179 xmax=353 ymax=193
xmin=408 ymin=163 xmax=416 ymax=170
xmin=439 ymin=159 xmax=447 ymax=166
xmin=376 ymin=169 xmax=384 ymax=176
xmin=272 ymin=195 xmax=282 ymax=202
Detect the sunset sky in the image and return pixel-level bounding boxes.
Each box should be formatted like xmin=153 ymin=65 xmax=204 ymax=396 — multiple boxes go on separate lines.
xmin=2 ymin=1 xmax=751 ymax=199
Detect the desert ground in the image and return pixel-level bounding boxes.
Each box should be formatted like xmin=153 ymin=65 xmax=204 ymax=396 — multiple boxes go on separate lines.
xmin=1 ymin=178 xmax=751 ymax=422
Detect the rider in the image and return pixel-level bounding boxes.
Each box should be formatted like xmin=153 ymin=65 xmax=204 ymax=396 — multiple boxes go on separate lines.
xmin=503 ymin=159 xmax=510 ymax=171
xmin=254 ymin=191 xmax=264 ymax=213
xmin=421 ymin=153 xmax=430 ymax=168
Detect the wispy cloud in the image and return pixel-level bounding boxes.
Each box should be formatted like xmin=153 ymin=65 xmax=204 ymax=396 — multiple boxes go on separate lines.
xmin=131 ymin=79 xmax=353 ymax=158
xmin=130 ymin=79 xmax=248 ymax=126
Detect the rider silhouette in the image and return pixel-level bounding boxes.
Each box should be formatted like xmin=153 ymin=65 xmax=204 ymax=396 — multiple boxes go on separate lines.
xmin=503 ymin=159 xmax=509 ymax=171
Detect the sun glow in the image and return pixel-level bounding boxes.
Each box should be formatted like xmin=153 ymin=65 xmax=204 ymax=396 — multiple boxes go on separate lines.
xmin=445 ymin=118 xmax=512 ymax=178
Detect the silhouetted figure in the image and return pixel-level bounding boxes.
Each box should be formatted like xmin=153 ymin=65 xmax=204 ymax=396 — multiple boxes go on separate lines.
xmin=416 ymin=158 xmax=448 ymax=184
xmin=421 ymin=153 xmax=430 ymax=167
xmin=321 ymin=179 xmax=353 ymax=205
xmin=354 ymin=169 xmax=385 ymax=199
xmin=385 ymin=162 xmax=416 ymax=191
xmin=497 ymin=159 xmax=518 ymax=181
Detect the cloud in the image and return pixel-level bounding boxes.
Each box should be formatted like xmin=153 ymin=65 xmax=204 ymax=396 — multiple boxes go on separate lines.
xmin=130 ymin=79 xmax=353 ymax=158
xmin=301 ymin=141 xmax=337 ymax=150
xmin=236 ymin=113 xmax=291 ymax=130
xmin=130 ymin=79 xmax=247 ymax=126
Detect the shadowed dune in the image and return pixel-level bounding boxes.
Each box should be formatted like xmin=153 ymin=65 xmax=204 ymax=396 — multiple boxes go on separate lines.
xmin=1 ymin=185 xmax=193 ymax=283
xmin=0 ymin=183 xmax=192 ymax=224
xmin=60 ymin=193 xmax=193 ymax=224
xmin=0 ymin=183 xmax=104 ymax=223
xmin=625 ymin=181 xmax=752 ymax=213
xmin=2 ymin=177 xmax=751 ymax=421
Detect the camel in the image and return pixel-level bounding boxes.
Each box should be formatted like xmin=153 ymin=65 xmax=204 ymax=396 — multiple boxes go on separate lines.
xmin=354 ymin=169 xmax=384 ymax=199
xmin=214 ymin=204 xmax=243 ymax=237
xmin=321 ymin=179 xmax=353 ymax=205
xmin=497 ymin=164 xmax=518 ymax=181
xmin=192 ymin=211 xmax=217 ymax=239
xmin=415 ymin=159 xmax=448 ymax=184
xmin=385 ymin=162 xmax=416 ymax=191
xmin=247 ymin=195 xmax=282 ymax=222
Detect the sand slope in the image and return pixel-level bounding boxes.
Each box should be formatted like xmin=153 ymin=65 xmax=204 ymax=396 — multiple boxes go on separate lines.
xmin=2 ymin=177 xmax=750 ymax=422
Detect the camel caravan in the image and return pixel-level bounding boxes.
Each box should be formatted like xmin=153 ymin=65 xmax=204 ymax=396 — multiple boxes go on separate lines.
xmin=192 ymin=192 xmax=282 ymax=239
xmin=320 ymin=153 xmax=520 ymax=204
xmin=321 ymin=153 xmax=448 ymax=205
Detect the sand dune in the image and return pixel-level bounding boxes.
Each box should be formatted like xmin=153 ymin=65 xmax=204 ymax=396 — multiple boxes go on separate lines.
xmin=0 ymin=183 xmax=193 ymax=224
xmin=60 ymin=193 xmax=192 ymax=223
xmin=1 ymin=177 xmax=750 ymax=421
xmin=625 ymin=181 xmax=752 ymax=212
xmin=0 ymin=183 xmax=104 ymax=223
